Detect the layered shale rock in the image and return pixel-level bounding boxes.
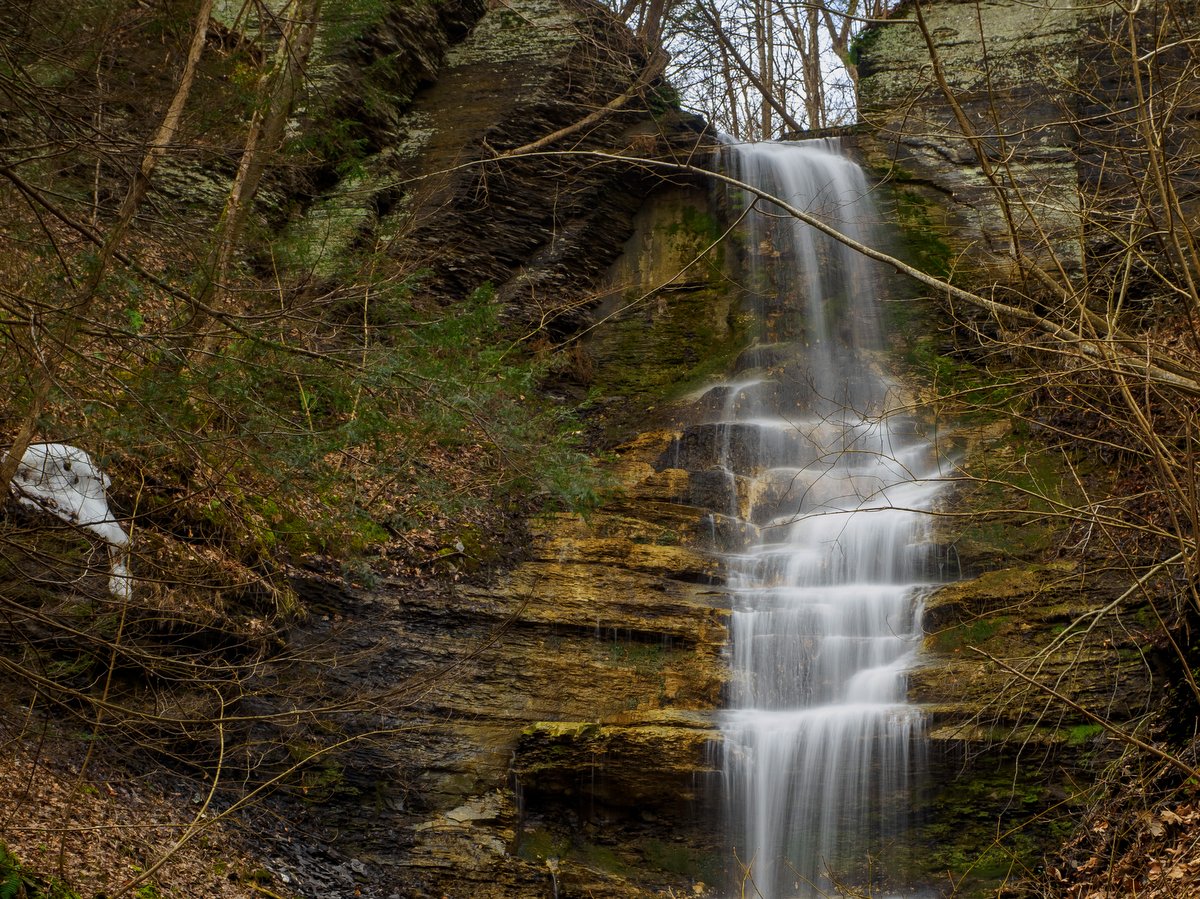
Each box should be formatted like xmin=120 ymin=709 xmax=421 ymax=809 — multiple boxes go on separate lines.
xmin=255 ymin=110 xmax=735 ymax=894
xmin=856 ymin=0 xmax=1085 ymax=276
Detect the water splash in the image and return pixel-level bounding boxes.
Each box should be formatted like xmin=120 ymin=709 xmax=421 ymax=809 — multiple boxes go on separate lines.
xmin=707 ymin=141 xmax=943 ymax=898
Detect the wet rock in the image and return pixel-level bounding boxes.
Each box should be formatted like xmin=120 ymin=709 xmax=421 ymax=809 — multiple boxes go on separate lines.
xmin=913 ymin=560 xmax=1155 ymax=741
xmin=514 ymin=713 xmax=721 ymax=813
xmin=231 ymin=0 xmax=730 ymax=893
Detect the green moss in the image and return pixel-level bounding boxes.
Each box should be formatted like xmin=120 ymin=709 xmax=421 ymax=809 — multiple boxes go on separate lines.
xmin=903 ymin=338 xmax=1019 ymax=413
xmin=665 ymin=205 xmax=722 ymax=243
xmin=1065 ymin=723 xmax=1103 ymax=746
xmin=134 ymin=882 xmax=164 ymax=899
xmin=573 ymin=842 xmax=629 ymax=874
xmin=641 ymin=838 xmax=720 ymax=882
xmin=952 ymin=516 xmax=1058 ymax=566
xmin=606 ymin=642 xmax=665 ymax=674
xmin=588 ymin=285 xmax=750 ymax=432
xmin=286 ymin=740 xmax=355 ymax=803
xmin=912 ymin=760 xmax=1085 ymax=897
xmin=956 ymin=431 xmax=1084 ymax=530
xmin=930 ymin=616 xmax=1010 ymax=653
xmin=847 ymin=21 xmax=884 ymax=68
xmin=517 ymin=827 xmax=568 ymax=861
xmin=892 ymin=189 xmax=953 ymax=280
xmin=523 ymin=721 xmax=602 ymax=740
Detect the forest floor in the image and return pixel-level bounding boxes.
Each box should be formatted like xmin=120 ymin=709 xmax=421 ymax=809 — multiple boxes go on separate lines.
xmin=1040 ymin=743 xmax=1200 ymax=898
xmin=0 ymin=705 xmax=294 ymax=899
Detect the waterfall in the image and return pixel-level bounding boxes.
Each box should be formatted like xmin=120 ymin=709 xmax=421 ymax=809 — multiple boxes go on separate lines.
xmin=709 ymin=141 xmax=942 ymax=898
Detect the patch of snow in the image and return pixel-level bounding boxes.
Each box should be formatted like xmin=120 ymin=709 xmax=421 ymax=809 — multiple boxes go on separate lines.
xmin=9 ymin=443 xmax=132 ymax=600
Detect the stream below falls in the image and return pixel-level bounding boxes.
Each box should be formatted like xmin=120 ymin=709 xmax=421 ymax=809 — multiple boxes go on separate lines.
xmin=704 ymin=140 xmax=946 ymax=898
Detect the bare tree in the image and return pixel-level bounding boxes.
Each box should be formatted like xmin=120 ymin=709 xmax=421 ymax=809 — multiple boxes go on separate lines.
xmin=613 ymin=0 xmax=886 ymax=137
xmin=0 ymin=0 xmax=214 ymax=488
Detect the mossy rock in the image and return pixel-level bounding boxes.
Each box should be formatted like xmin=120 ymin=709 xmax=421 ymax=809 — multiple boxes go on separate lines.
xmin=907 ymin=748 xmax=1085 ymax=897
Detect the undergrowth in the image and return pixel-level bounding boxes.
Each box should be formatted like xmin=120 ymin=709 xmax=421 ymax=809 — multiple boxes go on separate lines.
xmin=82 ymin=278 xmax=607 ymax=578
xmin=0 ymin=845 xmax=79 ymax=899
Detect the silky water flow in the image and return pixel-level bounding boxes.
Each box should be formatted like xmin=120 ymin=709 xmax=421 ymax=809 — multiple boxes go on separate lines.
xmin=705 ymin=140 xmax=944 ymax=898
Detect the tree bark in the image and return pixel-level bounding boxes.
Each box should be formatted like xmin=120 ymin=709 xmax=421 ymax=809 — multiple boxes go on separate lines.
xmin=0 ymin=0 xmax=214 ymax=487
xmin=189 ymin=0 xmax=323 ymax=357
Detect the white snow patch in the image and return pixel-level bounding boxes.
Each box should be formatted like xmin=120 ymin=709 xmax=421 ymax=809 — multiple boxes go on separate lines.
xmin=9 ymin=443 xmax=132 ymax=600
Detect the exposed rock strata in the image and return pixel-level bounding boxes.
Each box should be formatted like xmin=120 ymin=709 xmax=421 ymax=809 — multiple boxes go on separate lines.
xmin=857 ymin=0 xmax=1084 ymax=275
xmin=858 ymin=1 xmax=1162 ymax=749
xmin=259 ymin=426 xmax=731 ymax=898
xmin=281 ymin=0 xmax=713 ymax=339
xmin=373 ymin=181 xmax=743 ymax=896
xmin=249 ymin=41 xmax=735 ymax=891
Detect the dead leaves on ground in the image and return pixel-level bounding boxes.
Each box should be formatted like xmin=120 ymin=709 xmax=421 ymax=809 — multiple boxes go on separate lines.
xmin=1053 ymin=802 xmax=1200 ymax=897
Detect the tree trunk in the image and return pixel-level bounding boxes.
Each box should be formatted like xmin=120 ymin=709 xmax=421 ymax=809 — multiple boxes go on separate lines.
xmin=0 ymin=0 xmax=213 ymax=487
xmin=188 ymin=0 xmax=323 ymax=358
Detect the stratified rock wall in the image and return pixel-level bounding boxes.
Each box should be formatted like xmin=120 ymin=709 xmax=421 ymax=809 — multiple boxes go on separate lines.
xmin=385 ymin=183 xmax=742 ymax=898
xmin=250 ymin=4 xmax=731 ymax=896
xmin=856 ymin=2 xmax=1174 ymax=892
xmin=281 ymin=0 xmax=712 ymax=338
xmin=858 ymin=0 xmax=1084 ymax=276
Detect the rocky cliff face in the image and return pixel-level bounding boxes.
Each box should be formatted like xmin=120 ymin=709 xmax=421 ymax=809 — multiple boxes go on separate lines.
xmin=856 ymin=1 xmax=1190 ymax=892
xmin=857 ymin=0 xmax=1084 ymax=276
xmin=280 ymin=0 xmax=710 ymax=335
xmin=256 ymin=188 xmax=740 ymax=897
xmin=284 ymin=0 xmax=1198 ymax=893
xmin=240 ymin=3 xmax=738 ymax=896
xmin=11 ymin=0 xmax=1185 ymax=893
xmin=1 ymin=0 xmax=735 ymax=894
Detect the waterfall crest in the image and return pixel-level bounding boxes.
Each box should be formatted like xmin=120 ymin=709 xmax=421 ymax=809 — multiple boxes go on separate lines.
xmin=708 ymin=140 xmax=943 ymax=898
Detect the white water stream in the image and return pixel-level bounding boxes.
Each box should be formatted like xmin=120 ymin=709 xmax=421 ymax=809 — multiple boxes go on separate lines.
xmin=708 ymin=141 xmax=944 ymax=898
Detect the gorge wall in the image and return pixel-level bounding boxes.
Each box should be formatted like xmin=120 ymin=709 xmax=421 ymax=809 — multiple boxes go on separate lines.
xmin=0 ymin=0 xmax=734 ymax=895
xmin=264 ymin=0 xmax=1200 ymax=894
xmin=4 ymin=0 xmax=1194 ymax=896
xmin=855 ymin=0 xmax=1198 ymax=891
xmin=235 ymin=1 xmax=737 ymax=896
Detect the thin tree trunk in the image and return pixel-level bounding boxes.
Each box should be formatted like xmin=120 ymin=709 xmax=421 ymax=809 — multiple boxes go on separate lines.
xmin=0 ymin=0 xmax=213 ymax=487
xmin=755 ymin=0 xmax=772 ymax=137
xmin=700 ymin=2 xmax=805 ymax=135
xmin=189 ymin=0 xmax=323 ymax=357
xmin=716 ymin=33 xmax=742 ymax=138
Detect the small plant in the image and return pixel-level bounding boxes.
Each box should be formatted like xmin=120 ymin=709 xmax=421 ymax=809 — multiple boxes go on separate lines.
xmin=0 ymin=845 xmax=81 ymax=899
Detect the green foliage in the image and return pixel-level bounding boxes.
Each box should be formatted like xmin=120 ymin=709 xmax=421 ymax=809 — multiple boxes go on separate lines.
xmin=0 ymin=845 xmax=80 ymax=899
xmin=133 ymin=881 xmax=163 ymax=899
xmin=320 ymin=0 xmax=407 ymax=46
xmin=0 ymin=846 xmax=22 ymax=899
xmin=384 ymin=283 xmax=606 ymax=510
xmin=290 ymin=116 xmax=371 ymax=181
xmin=125 ymin=306 xmax=145 ymax=334
xmin=88 ymin=280 xmax=605 ymax=565
xmin=647 ymin=82 xmax=681 ymax=114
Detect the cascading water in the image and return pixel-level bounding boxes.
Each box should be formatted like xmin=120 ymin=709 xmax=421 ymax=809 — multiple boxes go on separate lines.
xmin=708 ymin=140 xmax=943 ymax=898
